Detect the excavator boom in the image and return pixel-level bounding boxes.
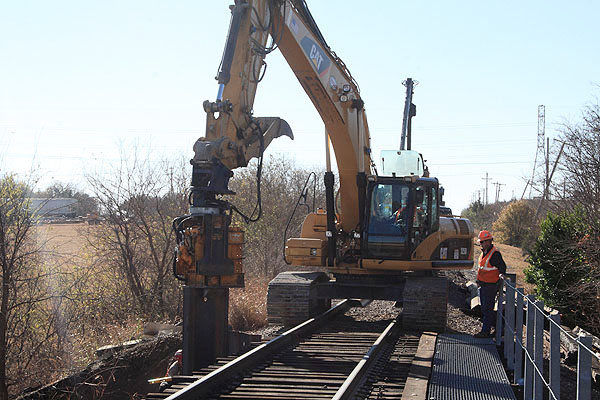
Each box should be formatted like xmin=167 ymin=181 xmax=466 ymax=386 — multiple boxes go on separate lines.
xmin=174 ymin=4 xmax=475 ymax=370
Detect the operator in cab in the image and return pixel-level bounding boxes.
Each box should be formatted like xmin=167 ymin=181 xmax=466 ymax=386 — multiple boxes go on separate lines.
xmin=475 ymin=230 xmax=506 ymax=338
xmin=369 ymin=187 xmax=408 ymax=236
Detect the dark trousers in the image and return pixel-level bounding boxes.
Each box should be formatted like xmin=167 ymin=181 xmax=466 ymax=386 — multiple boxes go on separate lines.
xmin=478 ymin=281 xmax=499 ymax=334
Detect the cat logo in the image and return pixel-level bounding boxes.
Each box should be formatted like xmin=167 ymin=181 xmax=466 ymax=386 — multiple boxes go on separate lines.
xmin=300 ymin=36 xmax=331 ymax=77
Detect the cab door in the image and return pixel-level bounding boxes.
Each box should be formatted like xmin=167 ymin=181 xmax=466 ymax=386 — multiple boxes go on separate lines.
xmin=409 ymin=180 xmax=439 ymax=250
xmin=362 ymin=179 xmax=411 ymax=260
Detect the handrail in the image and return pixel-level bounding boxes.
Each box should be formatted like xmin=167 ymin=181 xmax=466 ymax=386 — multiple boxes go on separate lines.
xmin=503 ymin=278 xmax=600 ymax=361
xmin=497 ymin=275 xmax=598 ymax=400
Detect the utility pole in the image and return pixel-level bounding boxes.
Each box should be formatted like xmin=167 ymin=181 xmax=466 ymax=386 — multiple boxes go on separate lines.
xmin=492 ymin=181 xmax=505 ymax=203
xmin=493 ymin=182 xmax=499 ymax=203
xmin=545 ymin=137 xmax=550 ymax=200
xmin=482 ymin=173 xmax=492 ymax=205
xmin=400 ymin=78 xmax=417 ymax=150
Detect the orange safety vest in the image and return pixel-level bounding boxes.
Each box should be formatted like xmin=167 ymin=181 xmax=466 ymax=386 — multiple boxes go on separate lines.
xmin=477 ymin=246 xmax=500 ymax=283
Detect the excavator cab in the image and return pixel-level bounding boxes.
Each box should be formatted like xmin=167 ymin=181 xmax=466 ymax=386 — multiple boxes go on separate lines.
xmin=363 ymin=176 xmax=440 ymax=260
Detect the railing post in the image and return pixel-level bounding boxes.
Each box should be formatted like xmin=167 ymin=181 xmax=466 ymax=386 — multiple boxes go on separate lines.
xmin=496 ymin=279 xmax=504 ymax=344
xmin=505 ymin=276 xmax=515 ymax=370
xmin=514 ymin=288 xmax=524 ymax=385
xmin=577 ymin=334 xmax=592 ymax=400
xmin=550 ymin=312 xmax=561 ymax=400
xmin=524 ymin=294 xmax=535 ymax=399
xmin=534 ymin=300 xmax=544 ymax=400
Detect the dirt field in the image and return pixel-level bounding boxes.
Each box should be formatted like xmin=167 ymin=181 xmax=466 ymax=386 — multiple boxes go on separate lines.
xmin=34 ymin=223 xmax=90 ymax=256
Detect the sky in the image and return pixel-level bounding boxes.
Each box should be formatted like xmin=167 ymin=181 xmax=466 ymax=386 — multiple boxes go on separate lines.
xmin=1 ymin=1 xmax=599 ymax=213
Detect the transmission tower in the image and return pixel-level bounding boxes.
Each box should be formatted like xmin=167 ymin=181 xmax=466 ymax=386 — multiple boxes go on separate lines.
xmin=524 ymin=105 xmax=545 ymax=199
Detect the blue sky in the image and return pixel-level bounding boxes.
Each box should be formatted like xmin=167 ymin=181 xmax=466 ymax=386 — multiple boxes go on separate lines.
xmin=1 ymin=1 xmax=599 ymax=212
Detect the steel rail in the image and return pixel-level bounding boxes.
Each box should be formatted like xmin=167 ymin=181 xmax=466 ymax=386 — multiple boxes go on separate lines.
xmin=163 ymin=299 xmax=357 ymax=400
xmin=332 ymin=319 xmax=401 ymax=400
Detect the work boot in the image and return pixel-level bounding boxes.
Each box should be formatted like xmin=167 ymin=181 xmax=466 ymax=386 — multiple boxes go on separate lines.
xmin=474 ymin=331 xmax=492 ymax=338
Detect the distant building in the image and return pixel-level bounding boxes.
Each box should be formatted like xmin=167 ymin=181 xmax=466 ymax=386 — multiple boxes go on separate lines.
xmin=29 ymin=198 xmax=78 ymax=218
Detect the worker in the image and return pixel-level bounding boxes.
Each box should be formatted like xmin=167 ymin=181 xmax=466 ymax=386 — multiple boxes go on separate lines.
xmin=371 ymin=188 xmax=393 ymax=218
xmin=475 ymin=230 xmax=507 ymax=338
xmin=159 ymin=349 xmax=183 ymax=392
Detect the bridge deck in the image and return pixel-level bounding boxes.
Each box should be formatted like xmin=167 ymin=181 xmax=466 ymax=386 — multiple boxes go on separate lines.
xmin=428 ymin=333 xmax=516 ymax=400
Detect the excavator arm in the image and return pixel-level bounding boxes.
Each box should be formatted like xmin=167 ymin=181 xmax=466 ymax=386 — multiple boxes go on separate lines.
xmin=274 ymin=1 xmax=374 ymax=233
xmin=192 ymin=0 xmax=372 ymax=232
xmin=176 ymin=0 xmax=473 ymax=288
xmin=174 ymin=0 xmax=372 ymax=287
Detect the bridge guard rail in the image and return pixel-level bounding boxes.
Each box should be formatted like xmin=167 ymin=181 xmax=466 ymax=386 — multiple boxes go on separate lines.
xmin=497 ymin=274 xmax=599 ymax=400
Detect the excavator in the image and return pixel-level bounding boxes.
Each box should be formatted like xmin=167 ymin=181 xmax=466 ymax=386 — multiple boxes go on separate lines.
xmin=173 ymin=0 xmax=474 ymax=372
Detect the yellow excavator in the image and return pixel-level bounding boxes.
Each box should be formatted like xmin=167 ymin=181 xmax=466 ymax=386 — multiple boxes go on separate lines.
xmin=173 ymin=0 xmax=474 ymax=372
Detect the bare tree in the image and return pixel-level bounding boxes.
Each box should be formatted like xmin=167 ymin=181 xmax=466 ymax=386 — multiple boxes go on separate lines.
xmin=527 ymin=98 xmax=600 ymax=334
xmin=551 ymin=101 xmax=600 ymax=233
xmin=85 ymin=151 xmax=189 ymax=319
xmin=228 ymin=155 xmax=326 ymax=278
xmin=0 ymin=174 xmax=73 ymax=398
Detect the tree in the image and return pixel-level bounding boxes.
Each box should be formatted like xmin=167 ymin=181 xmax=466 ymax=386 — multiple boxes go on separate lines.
xmin=225 ymin=155 xmax=326 ymax=330
xmin=492 ymin=200 xmax=538 ymax=249
xmin=525 ymin=208 xmax=600 ymax=334
xmin=549 ymin=100 xmax=600 ymax=234
xmin=227 ymin=155 xmax=326 ymax=279
xmin=85 ymin=153 xmax=188 ymax=320
xmin=460 ymin=200 xmax=507 ymax=232
xmin=525 ymin=97 xmax=600 ymax=334
xmin=34 ymin=181 xmax=98 ymax=216
xmin=0 ymin=174 xmax=72 ymax=398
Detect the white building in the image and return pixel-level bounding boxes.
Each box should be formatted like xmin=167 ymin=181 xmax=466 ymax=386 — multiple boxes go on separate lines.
xmin=29 ymin=198 xmax=78 ymax=218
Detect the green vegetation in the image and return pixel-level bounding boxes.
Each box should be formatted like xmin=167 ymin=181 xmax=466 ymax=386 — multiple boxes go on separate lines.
xmin=525 ymin=208 xmax=600 ymax=334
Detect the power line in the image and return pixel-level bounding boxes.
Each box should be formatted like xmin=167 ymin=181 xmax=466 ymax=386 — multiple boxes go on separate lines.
xmin=428 ymin=160 xmax=530 ymax=166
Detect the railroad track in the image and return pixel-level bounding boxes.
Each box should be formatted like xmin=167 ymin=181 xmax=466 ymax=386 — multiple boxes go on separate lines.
xmin=145 ymin=300 xmax=423 ymax=400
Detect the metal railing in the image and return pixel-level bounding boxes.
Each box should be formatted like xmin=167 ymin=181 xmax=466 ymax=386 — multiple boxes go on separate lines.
xmin=496 ymin=275 xmax=599 ymax=400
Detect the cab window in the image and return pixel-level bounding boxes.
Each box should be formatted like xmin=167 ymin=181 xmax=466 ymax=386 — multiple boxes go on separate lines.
xmin=365 ymin=183 xmax=410 ymax=259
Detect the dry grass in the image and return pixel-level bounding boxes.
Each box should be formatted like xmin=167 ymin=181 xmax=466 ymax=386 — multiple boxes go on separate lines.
xmin=34 ymin=223 xmax=89 ymax=256
xmin=229 ymin=278 xmax=269 ymax=331
xmin=24 ymin=224 xmax=146 ymax=375
xmin=70 ymin=317 xmax=146 ymax=368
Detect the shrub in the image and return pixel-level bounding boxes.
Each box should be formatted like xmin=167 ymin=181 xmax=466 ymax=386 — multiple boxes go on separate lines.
xmin=492 ymin=200 xmax=538 ymax=250
xmin=525 ymin=208 xmax=600 ymax=334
